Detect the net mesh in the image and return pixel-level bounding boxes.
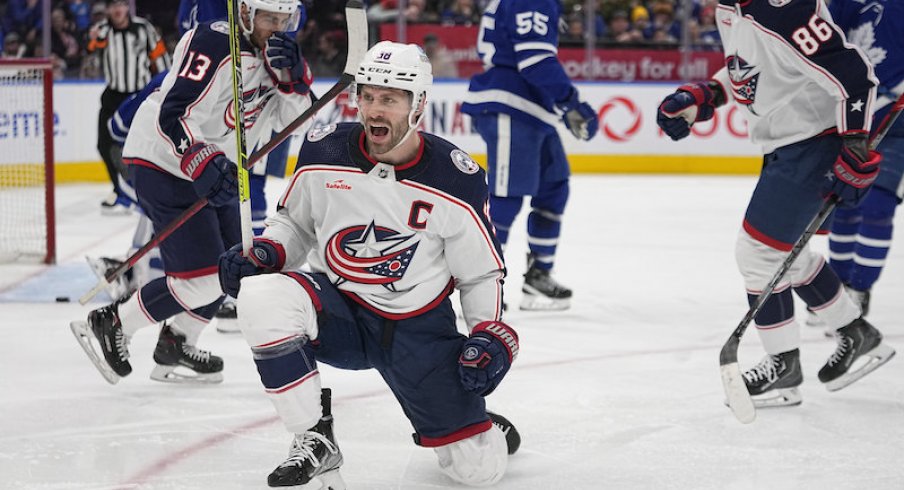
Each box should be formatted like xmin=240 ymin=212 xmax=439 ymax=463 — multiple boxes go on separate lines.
xmin=0 ymin=63 xmax=50 ymax=263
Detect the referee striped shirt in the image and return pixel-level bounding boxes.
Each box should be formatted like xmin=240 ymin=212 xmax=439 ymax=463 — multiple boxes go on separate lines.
xmin=87 ymin=16 xmax=171 ymax=93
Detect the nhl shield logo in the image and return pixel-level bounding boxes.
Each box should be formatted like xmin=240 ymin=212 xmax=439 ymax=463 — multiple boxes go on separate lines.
xmin=768 ymin=0 xmax=792 ymax=6
xmin=451 ymin=149 xmax=480 ymax=175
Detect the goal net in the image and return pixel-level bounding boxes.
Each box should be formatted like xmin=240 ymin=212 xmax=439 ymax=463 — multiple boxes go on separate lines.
xmin=0 ymin=59 xmax=55 ymax=264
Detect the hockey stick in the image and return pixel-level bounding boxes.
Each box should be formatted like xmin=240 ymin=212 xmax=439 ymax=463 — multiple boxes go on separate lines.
xmin=720 ymin=92 xmax=904 ymax=424
xmin=77 ymin=0 xmax=368 ymax=305
xmin=226 ymin=0 xmax=254 ymax=255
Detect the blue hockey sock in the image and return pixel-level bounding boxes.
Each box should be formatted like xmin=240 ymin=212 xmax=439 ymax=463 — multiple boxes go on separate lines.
xmin=137 ymin=277 xmax=223 ymax=322
xmin=527 ymin=180 xmax=569 ymax=271
xmin=828 ymin=207 xmax=861 ymax=284
xmin=748 ymin=286 xmax=794 ymax=326
xmin=793 ymin=260 xmax=843 ymax=309
xmin=489 ymin=194 xmax=523 ymax=246
xmin=849 ymin=187 xmax=897 ymax=291
xmin=252 ymin=335 xmax=318 ymax=390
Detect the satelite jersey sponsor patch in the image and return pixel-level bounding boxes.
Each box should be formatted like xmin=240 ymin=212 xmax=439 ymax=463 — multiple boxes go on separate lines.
xmin=307 ymin=123 xmax=338 ymax=142
xmin=451 ymin=149 xmax=479 ymax=175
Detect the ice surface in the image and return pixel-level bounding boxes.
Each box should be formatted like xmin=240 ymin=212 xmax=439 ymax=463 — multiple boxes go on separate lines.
xmin=1 ymin=177 xmax=902 ymax=489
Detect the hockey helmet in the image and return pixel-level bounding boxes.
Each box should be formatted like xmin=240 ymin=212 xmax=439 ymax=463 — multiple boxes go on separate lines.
xmin=355 ymin=41 xmax=434 ymax=113
xmin=239 ymin=0 xmax=303 ymax=34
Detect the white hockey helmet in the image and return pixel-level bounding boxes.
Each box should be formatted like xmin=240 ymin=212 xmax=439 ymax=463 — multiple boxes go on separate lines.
xmin=239 ymin=0 xmax=302 ymax=34
xmin=355 ymin=41 xmax=434 ymax=114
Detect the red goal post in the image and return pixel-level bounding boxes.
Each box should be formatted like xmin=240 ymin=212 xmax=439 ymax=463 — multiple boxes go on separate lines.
xmin=0 ymin=58 xmax=55 ymax=264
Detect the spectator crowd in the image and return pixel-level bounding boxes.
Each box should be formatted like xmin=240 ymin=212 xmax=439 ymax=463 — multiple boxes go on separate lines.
xmin=1 ymin=0 xmax=722 ymax=81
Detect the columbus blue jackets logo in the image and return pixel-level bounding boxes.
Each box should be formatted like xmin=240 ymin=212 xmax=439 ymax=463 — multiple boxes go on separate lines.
xmin=726 ymin=55 xmax=760 ymax=115
xmin=224 ymin=86 xmax=274 ymax=129
xmin=326 ymin=221 xmax=419 ymax=290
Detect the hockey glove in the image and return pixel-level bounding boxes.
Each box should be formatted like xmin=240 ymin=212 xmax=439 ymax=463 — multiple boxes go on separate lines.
xmin=657 ymin=82 xmax=724 ymax=141
xmin=556 ymin=88 xmax=599 ymax=141
xmin=217 ymin=239 xmax=285 ymax=297
xmin=822 ymin=133 xmax=882 ymax=209
xmin=180 ymin=142 xmax=239 ymax=207
xmin=459 ymin=321 xmax=519 ymax=396
xmin=265 ymin=32 xmax=313 ymax=95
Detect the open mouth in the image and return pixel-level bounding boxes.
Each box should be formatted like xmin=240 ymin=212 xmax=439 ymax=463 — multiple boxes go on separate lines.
xmin=369 ymin=125 xmax=389 ymax=138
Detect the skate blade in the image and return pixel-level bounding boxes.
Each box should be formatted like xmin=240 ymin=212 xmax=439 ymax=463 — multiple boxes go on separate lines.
xmin=824 ymin=343 xmax=896 ymax=392
xmin=70 ymin=321 xmax=120 ymax=385
xmin=313 ymin=469 xmax=346 ymax=490
xmin=150 ymin=364 xmax=224 ymax=384
xmin=752 ymin=387 xmax=802 ymax=408
xmin=519 ymin=293 xmax=570 ymax=311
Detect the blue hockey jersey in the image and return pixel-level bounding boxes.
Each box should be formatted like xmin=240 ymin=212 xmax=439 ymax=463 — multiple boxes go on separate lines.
xmin=462 ymin=0 xmax=575 ymax=128
xmin=828 ymin=0 xmax=904 ymax=112
xmin=178 ymin=0 xmax=228 ymax=35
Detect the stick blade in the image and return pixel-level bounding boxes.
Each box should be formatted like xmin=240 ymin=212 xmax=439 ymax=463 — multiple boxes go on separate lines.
xmin=342 ymin=0 xmax=368 ymax=77
xmin=720 ymin=362 xmax=756 ymax=424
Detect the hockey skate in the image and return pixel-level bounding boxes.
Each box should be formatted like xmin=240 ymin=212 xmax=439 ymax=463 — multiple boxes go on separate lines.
xmin=150 ymin=322 xmax=224 ymax=384
xmin=486 ymin=411 xmax=521 ymax=455
xmin=85 ymin=256 xmax=132 ymax=302
xmin=807 ymin=285 xmax=871 ymax=338
xmin=268 ymin=417 xmax=344 ymax=488
xmin=70 ymin=302 xmax=132 ymax=385
xmin=819 ymin=318 xmax=895 ymax=392
xmin=214 ymin=299 xmax=240 ymax=334
xmin=741 ymin=349 xmax=803 ymax=408
xmin=520 ymin=254 xmax=571 ymax=311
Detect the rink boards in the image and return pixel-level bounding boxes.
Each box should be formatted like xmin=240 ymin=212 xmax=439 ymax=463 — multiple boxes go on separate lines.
xmin=41 ymin=80 xmax=763 ymax=182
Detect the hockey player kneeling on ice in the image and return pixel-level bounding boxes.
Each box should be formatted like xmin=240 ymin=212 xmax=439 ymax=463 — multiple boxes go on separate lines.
xmin=70 ymin=0 xmax=314 ymax=385
xmin=218 ymin=41 xmax=520 ymax=487
xmin=657 ymin=0 xmax=895 ymax=408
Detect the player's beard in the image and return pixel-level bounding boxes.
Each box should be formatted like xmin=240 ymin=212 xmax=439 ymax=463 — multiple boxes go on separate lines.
xmin=365 ymin=116 xmax=408 ymax=156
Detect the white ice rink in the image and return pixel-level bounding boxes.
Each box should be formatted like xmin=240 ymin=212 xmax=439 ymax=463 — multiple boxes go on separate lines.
xmin=1 ymin=176 xmax=903 ymax=490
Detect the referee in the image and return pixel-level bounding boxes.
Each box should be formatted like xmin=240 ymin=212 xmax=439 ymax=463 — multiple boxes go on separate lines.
xmin=88 ymin=0 xmax=171 ymax=214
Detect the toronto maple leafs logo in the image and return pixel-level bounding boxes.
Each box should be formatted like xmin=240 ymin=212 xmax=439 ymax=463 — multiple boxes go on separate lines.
xmin=846 ymin=20 xmax=887 ymax=67
xmin=325 ymin=221 xmax=419 ymax=290
xmin=726 ymin=54 xmax=760 ymax=115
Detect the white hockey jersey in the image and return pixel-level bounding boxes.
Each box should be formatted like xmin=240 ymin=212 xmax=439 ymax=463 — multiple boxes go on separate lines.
xmin=261 ymin=123 xmax=506 ymax=329
xmin=712 ymin=0 xmax=878 ymax=153
xmin=122 ymin=21 xmax=312 ymax=177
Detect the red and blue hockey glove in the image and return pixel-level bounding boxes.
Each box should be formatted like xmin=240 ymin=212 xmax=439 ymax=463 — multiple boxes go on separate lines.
xmin=556 ymin=88 xmax=599 ymax=141
xmin=265 ymin=32 xmax=313 ymax=95
xmin=657 ymin=82 xmax=724 ymax=141
xmin=822 ymin=134 xmax=882 ymax=209
xmin=180 ymin=142 xmax=238 ymax=207
xmin=218 ymin=239 xmax=285 ymax=297
xmin=459 ymin=321 xmax=519 ymax=396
